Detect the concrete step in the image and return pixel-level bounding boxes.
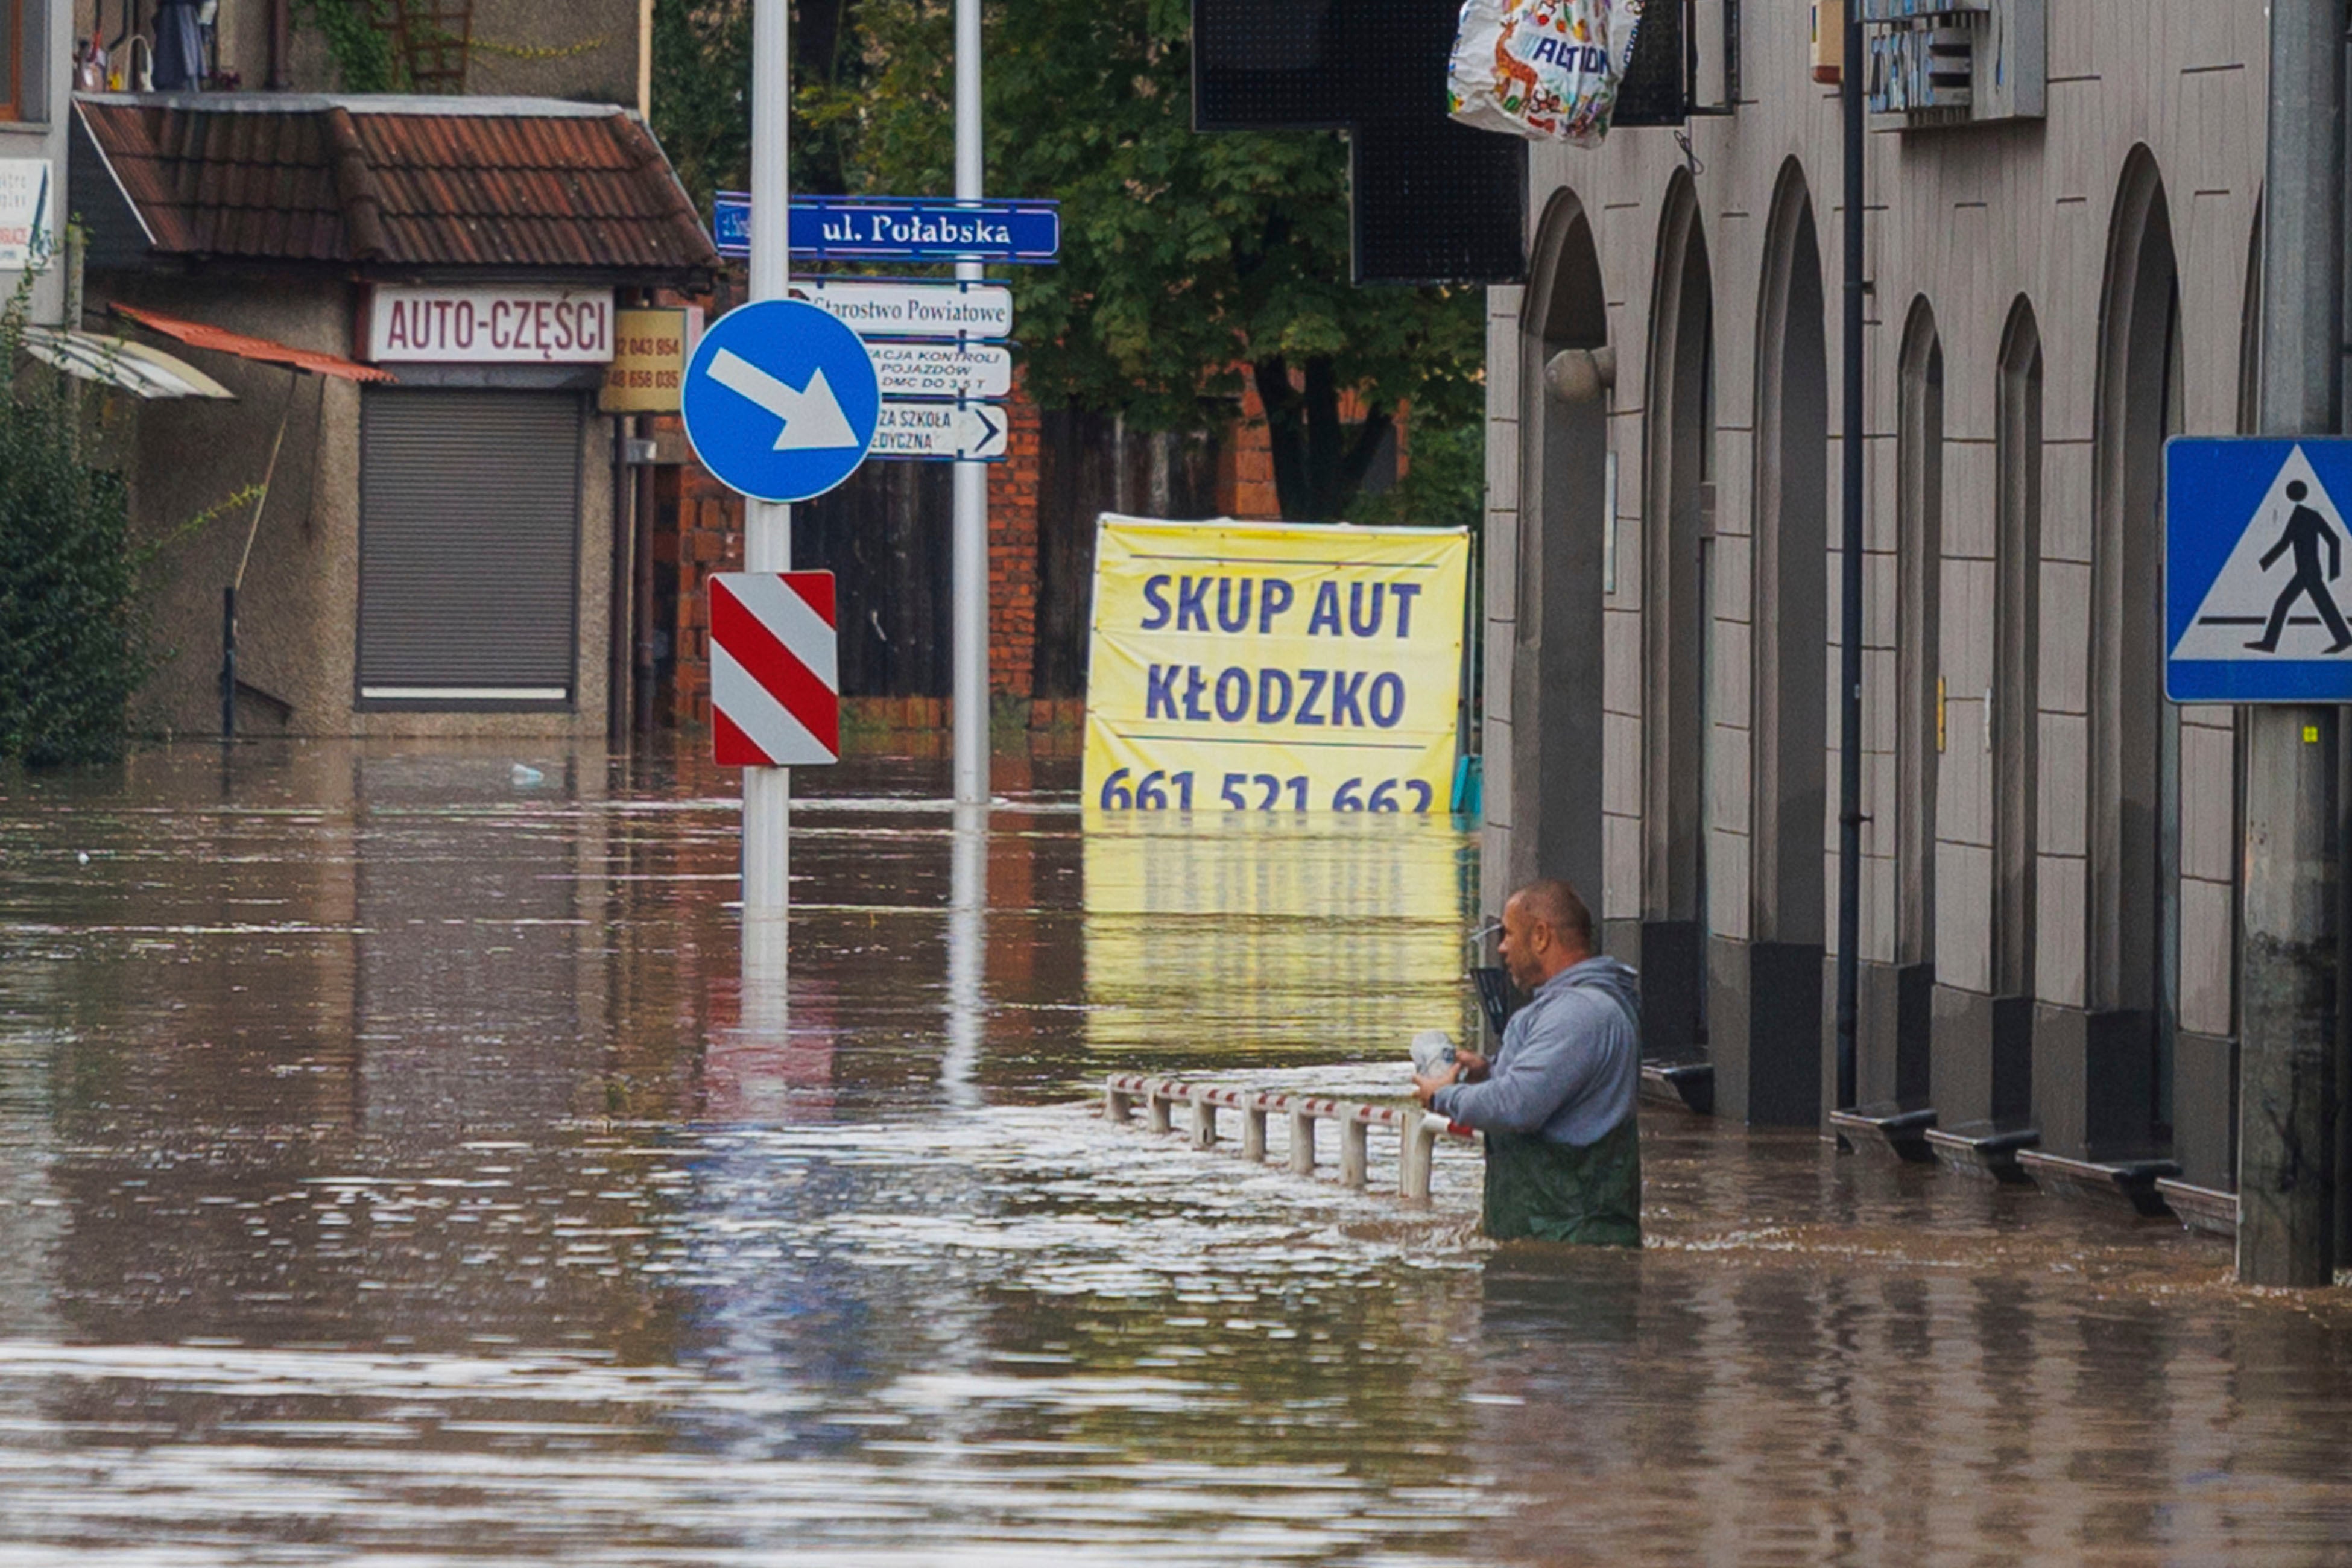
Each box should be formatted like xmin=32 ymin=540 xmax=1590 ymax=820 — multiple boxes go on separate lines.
xmin=1640 ymin=1057 xmax=1713 ymax=1116
xmin=2017 ymin=1146 xmax=2181 ymax=1219
xmin=2153 ymin=1178 xmax=2239 ymax=1239
xmin=1829 ymin=1101 xmax=1939 ymax=1164
xmin=1923 ymin=1118 xmax=2041 ymax=1184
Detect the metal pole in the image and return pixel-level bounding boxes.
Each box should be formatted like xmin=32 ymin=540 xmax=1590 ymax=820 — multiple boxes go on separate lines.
xmin=743 ymin=0 xmax=792 ymax=918
xmin=220 ymin=584 xmax=236 ymax=740
xmin=1834 ymin=0 xmax=1865 ymax=1113
xmin=951 ymin=0 xmax=990 ymax=808
xmin=2239 ymin=0 xmax=2344 ymax=1286
xmin=942 ymin=801 xmax=986 ymax=1108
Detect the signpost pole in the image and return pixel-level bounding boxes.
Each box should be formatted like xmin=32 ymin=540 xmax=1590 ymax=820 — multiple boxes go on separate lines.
xmin=1834 ymin=0 xmax=1865 ymax=1116
xmin=744 ymin=0 xmax=792 ymax=932
xmin=951 ymin=0 xmax=990 ymax=808
xmin=2239 ymin=0 xmax=2343 ymax=1286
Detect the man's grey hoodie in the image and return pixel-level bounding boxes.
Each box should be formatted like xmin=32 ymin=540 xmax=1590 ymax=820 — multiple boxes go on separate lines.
xmin=1431 ymin=955 xmax=1640 ymax=1146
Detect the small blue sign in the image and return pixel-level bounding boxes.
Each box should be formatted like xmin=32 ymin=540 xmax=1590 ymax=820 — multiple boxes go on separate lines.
xmin=712 ymin=195 xmax=1060 ymax=264
xmin=2167 ymin=436 xmax=2352 ymax=702
xmin=681 ymin=299 xmax=880 ymax=505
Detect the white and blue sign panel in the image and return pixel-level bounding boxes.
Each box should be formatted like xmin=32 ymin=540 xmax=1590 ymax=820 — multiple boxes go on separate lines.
xmin=681 ymin=299 xmax=880 ymax=504
xmin=2167 ymin=437 xmax=2352 ymax=702
xmin=713 ymin=194 xmax=1060 ymax=264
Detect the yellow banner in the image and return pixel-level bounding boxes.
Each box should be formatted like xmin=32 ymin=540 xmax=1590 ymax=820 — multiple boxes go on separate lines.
xmin=1082 ymin=812 xmax=1481 ymax=1065
xmin=1081 ymin=516 xmax=1470 ymax=815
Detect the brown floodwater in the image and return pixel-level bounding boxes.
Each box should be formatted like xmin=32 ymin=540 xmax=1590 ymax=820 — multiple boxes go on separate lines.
xmin=1 ymin=738 xmax=2348 ymax=1566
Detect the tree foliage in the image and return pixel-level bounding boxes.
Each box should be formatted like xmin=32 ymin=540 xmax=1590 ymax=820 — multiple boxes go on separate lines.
xmin=289 ymin=0 xmax=405 ymax=92
xmin=0 ymin=292 xmax=150 ymax=767
xmin=656 ymin=0 xmax=1485 ymax=523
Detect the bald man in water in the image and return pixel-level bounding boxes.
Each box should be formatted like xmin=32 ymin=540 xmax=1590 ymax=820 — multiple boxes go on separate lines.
xmin=1412 ymin=878 xmax=1642 ymax=1246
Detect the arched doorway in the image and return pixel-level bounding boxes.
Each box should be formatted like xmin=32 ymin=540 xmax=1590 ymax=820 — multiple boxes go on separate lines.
xmin=1888 ymin=298 xmax=1943 ymax=1107
xmin=1725 ymin=160 xmax=1827 ymax=1125
xmin=1973 ymin=298 xmax=2044 ymax=1127
xmin=2060 ymin=148 xmax=2184 ymax=1156
xmin=1500 ymin=191 xmax=1611 ymax=917
xmin=1640 ymin=172 xmax=1714 ymax=1062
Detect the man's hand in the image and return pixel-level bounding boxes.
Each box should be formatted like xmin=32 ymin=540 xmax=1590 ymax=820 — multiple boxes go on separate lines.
xmin=1411 ymin=1061 xmax=1460 ymax=1107
xmin=1453 ymin=1048 xmax=1490 ymax=1083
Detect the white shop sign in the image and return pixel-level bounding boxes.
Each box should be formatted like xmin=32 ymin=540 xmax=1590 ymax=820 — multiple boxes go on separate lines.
xmin=369 ymin=285 xmax=615 ymax=364
xmin=0 ymin=160 xmax=55 ymax=271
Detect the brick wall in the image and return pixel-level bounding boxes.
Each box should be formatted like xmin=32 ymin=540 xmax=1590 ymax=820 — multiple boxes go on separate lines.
xmin=987 ymin=378 xmax=1044 ymax=699
xmin=665 ymin=447 xmax=745 ymax=732
xmin=1216 ymin=373 xmax=1404 ymax=520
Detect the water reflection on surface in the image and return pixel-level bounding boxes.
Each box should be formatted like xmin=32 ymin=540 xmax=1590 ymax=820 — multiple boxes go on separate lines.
xmin=0 ymin=739 xmax=2348 ymax=1565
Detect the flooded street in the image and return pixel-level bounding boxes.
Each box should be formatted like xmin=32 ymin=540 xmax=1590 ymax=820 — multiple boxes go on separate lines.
xmin=2 ymin=739 xmax=2350 ymax=1566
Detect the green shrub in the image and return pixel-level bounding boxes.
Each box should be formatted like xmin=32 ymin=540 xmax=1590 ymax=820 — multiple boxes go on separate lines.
xmin=0 ymin=288 xmax=149 ymax=767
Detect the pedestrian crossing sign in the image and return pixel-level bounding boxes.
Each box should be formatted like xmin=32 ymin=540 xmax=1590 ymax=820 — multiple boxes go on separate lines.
xmin=2166 ymin=437 xmax=2352 ymax=702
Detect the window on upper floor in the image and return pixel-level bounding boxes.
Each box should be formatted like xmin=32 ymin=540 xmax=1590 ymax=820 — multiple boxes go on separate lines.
xmin=0 ymin=0 xmax=48 ymax=124
xmin=0 ymin=0 xmax=21 ymax=121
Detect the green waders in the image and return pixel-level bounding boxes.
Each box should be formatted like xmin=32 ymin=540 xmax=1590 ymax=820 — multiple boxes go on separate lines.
xmin=1480 ymin=1114 xmax=1642 ymax=1247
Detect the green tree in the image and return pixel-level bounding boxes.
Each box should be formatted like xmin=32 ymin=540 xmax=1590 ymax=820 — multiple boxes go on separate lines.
xmin=0 ymin=294 xmax=149 ymax=767
xmin=660 ymin=0 xmax=1485 ymax=523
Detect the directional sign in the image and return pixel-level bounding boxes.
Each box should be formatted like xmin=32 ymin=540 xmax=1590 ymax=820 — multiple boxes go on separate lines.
xmin=782 ymin=279 xmax=1014 ymax=341
xmin=715 ymin=194 xmax=1060 ymax=264
xmin=2167 ymin=437 xmax=2352 ymax=702
xmin=710 ymin=571 xmax=840 ymax=767
xmin=865 ymin=339 xmax=1013 ymax=400
xmin=870 ymin=401 xmax=1009 ymax=462
xmin=681 ymin=299 xmax=880 ymax=504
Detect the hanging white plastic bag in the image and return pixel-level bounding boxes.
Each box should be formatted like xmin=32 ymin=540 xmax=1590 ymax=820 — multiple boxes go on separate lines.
xmin=1447 ymin=0 xmax=1645 ymax=147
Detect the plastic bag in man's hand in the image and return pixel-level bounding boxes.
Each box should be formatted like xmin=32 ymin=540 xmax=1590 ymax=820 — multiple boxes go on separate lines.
xmin=1411 ymin=1029 xmax=1460 ymax=1078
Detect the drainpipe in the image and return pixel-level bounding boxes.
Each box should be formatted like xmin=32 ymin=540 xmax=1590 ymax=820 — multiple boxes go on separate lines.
xmin=636 ymin=423 xmax=659 ymax=739
xmin=2237 ymin=0 xmax=2343 ymax=1287
xmin=610 ymin=413 xmax=633 ymax=749
xmin=268 ymin=0 xmax=289 ymax=90
xmin=1835 ymin=0 xmax=1865 ymax=1114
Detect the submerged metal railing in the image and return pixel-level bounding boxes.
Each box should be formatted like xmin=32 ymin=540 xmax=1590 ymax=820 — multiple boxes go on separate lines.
xmin=1102 ymin=1073 xmax=1472 ymax=1206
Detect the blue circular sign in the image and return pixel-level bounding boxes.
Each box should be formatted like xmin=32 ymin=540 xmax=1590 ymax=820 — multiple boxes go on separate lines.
xmin=680 ymin=299 xmax=881 ymax=504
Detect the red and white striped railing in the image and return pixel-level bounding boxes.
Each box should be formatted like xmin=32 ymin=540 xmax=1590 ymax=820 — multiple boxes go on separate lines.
xmin=1102 ymin=1073 xmax=1472 ymax=1206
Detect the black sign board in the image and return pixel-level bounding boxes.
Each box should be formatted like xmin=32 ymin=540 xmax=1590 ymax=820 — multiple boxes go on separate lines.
xmin=1192 ymin=0 xmax=1692 ymax=285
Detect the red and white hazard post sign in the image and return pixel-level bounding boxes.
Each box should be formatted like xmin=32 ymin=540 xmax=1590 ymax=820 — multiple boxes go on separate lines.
xmin=709 ymin=571 xmax=840 ymax=767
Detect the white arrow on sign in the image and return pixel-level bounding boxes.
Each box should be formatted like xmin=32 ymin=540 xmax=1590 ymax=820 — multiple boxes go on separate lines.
xmin=865 ymin=340 xmax=1013 ymax=400
xmin=785 ymin=280 xmax=1014 ymax=341
xmin=870 ymin=400 xmax=1008 ymax=461
xmin=707 ymin=348 xmax=860 ymax=450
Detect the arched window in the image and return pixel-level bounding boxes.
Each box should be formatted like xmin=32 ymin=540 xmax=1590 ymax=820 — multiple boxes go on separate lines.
xmin=1751 ymin=161 xmax=1829 ymax=950
xmin=1640 ymin=171 xmax=1715 ymax=1057
xmin=1993 ymin=299 xmax=2043 ymax=1015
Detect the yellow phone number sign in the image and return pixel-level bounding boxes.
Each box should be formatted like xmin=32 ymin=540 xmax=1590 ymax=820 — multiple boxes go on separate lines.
xmin=1082 ymin=516 xmax=1470 ymax=814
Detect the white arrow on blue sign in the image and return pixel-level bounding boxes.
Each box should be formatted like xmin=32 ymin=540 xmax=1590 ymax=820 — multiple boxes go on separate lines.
xmin=681 ymin=299 xmax=881 ymax=504
xmin=2167 ymin=436 xmax=2352 ymax=702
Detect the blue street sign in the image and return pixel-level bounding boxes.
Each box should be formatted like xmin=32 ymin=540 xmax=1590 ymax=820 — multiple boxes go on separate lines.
xmin=681 ymin=299 xmax=880 ymax=504
xmin=2167 ymin=436 xmax=2352 ymax=702
xmin=712 ymin=194 xmax=1060 ymax=264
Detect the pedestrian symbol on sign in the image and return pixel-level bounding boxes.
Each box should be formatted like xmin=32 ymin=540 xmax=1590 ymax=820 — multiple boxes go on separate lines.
xmin=2154 ymin=441 xmax=2352 ymax=686
xmin=2242 ymin=479 xmax=2352 ymax=653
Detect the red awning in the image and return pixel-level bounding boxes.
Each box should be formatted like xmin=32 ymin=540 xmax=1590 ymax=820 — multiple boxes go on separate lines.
xmin=111 ymin=304 xmax=396 ymax=384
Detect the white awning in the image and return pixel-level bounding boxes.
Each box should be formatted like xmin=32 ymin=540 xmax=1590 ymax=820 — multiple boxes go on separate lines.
xmin=16 ymin=327 xmax=236 ymax=399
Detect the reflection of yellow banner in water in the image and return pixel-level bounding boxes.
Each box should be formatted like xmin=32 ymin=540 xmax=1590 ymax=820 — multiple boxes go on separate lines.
xmin=1083 ymin=813 xmax=1478 ymax=1065
xmin=1082 ymin=517 xmax=1470 ymax=815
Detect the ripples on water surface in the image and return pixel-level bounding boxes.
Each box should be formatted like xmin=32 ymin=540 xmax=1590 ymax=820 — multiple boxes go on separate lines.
xmin=1 ymin=740 xmax=2348 ymax=1565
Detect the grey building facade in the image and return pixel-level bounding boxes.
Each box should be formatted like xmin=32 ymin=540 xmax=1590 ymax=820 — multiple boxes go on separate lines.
xmin=1484 ymin=4 xmax=2254 ymax=1186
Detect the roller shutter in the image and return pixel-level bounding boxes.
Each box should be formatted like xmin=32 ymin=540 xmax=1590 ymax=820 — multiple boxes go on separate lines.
xmin=359 ymin=389 xmax=582 ymax=704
